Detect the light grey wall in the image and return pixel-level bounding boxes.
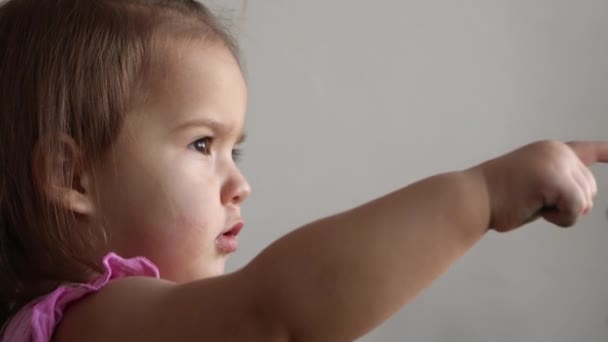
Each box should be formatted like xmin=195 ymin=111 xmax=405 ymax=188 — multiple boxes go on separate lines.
xmin=209 ymin=1 xmax=608 ymax=341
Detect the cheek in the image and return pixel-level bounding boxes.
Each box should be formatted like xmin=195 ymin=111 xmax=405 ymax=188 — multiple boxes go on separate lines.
xmin=108 ymin=189 xmax=219 ymax=272
xmin=167 ymin=167 xmax=220 ymax=224
xmin=112 ymin=150 xmax=218 ymax=223
xmin=131 ymin=178 xmax=217 ymax=245
xmin=95 ymin=142 xmax=224 ymax=266
xmin=152 ymin=163 xmax=224 ymax=239
xmin=154 ymin=214 xmax=212 ymax=250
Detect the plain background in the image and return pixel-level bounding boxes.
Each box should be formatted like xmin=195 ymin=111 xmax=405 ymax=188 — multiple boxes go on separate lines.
xmin=207 ymin=1 xmax=608 ymax=341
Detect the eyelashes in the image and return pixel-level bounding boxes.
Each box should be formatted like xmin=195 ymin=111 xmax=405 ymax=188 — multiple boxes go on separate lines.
xmin=231 ymin=148 xmax=243 ymax=163
xmin=189 ymin=136 xmax=243 ymax=162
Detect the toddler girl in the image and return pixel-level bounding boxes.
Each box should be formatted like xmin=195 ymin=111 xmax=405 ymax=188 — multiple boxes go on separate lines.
xmin=0 ymin=0 xmax=606 ymax=341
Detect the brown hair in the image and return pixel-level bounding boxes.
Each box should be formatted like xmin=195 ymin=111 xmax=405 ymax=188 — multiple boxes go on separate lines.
xmin=0 ymin=0 xmax=239 ymax=323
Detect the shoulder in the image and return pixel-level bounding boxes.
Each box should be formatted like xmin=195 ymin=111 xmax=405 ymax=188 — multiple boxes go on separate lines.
xmin=54 ymin=271 xmax=291 ymax=342
xmin=53 ymin=276 xmax=175 ymax=342
xmin=1 ymin=253 xmax=161 ymax=342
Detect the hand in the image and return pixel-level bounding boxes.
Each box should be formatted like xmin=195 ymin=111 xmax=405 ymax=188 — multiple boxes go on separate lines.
xmin=472 ymin=140 xmax=608 ymax=232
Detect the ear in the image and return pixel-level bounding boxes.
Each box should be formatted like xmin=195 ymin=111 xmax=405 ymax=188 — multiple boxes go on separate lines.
xmin=32 ymin=134 xmax=96 ymax=216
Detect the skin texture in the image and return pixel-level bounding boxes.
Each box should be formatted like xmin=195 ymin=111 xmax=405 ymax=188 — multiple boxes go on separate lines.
xmin=50 ymin=41 xmax=608 ymax=342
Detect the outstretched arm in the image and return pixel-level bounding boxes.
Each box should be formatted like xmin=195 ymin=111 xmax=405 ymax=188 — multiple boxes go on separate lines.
xmin=55 ymin=140 xmax=608 ymax=342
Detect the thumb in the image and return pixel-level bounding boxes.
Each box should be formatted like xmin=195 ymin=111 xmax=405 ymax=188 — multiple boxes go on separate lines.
xmin=541 ymin=185 xmax=586 ymax=227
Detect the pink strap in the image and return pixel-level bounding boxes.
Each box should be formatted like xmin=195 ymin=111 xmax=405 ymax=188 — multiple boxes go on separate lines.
xmin=1 ymin=253 xmax=159 ymax=342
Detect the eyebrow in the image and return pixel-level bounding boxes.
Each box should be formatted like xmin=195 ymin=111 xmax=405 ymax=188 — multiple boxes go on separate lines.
xmin=173 ymin=117 xmax=247 ymax=144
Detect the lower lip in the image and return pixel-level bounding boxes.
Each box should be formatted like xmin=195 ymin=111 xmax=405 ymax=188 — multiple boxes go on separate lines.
xmin=216 ymin=234 xmax=238 ymax=254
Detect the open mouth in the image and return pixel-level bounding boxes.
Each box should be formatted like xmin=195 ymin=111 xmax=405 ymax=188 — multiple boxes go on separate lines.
xmin=215 ymin=222 xmax=244 ymax=254
xmin=222 ymin=224 xmax=242 ymax=237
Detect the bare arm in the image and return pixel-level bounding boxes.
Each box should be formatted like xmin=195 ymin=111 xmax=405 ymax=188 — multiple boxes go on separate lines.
xmin=56 ymin=141 xmax=606 ymax=342
xmin=244 ymin=169 xmax=490 ymax=341
xmin=56 ymin=170 xmax=490 ymax=342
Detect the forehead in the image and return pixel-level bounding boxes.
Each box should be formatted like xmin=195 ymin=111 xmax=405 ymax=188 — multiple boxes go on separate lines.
xmin=138 ymin=41 xmax=247 ymax=132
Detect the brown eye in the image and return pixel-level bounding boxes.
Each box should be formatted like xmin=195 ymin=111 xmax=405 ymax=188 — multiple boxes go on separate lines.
xmin=190 ymin=137 xmax=213 ymax=155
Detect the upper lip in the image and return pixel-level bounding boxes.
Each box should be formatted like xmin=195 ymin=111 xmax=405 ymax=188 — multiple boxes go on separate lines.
xmin=221 ymin=220 xmax=244 ymax=236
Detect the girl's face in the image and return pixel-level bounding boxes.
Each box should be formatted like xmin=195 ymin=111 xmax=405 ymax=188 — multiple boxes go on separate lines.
xmin=92 ymin=43 xmax=250 ymax=282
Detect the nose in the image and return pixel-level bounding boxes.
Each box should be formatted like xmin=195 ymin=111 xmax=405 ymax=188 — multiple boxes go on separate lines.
xmin=221 ymin=167 xmax=251 ymax=206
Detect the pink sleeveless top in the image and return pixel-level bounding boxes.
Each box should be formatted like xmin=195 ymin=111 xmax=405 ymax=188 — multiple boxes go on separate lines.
xmin=0 ymin=253 xmax=159 ymax=342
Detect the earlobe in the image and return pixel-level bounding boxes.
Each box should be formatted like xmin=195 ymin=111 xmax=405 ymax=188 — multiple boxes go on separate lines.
xmin=33 ymin=134 xmax=97 ymax=216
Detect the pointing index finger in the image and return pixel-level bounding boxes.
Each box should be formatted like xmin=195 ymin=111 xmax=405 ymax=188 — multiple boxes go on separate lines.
xmin=567 ymin=141 xmax=608 ymax=165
